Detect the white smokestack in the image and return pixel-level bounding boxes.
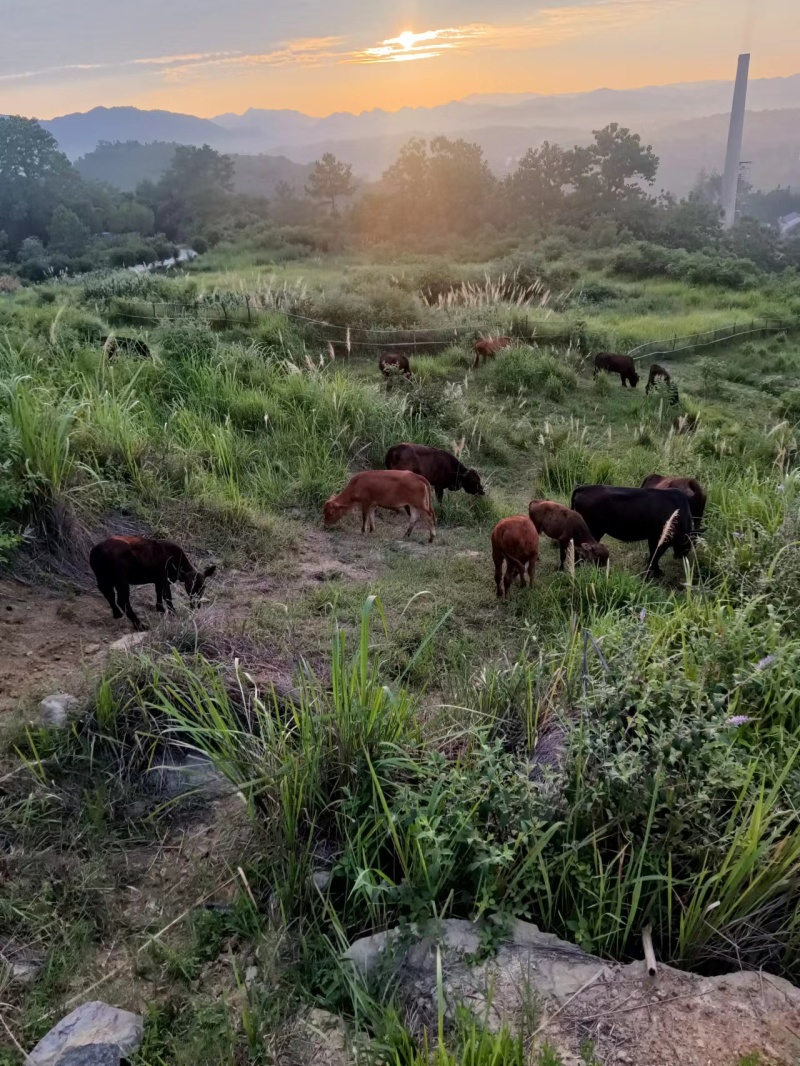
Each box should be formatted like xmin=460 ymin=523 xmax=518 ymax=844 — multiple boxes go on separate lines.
xmin=721 ymin=53 xmax=750 ymax=229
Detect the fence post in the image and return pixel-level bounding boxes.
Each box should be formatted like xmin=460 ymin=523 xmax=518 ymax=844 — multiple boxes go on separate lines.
xmin=152 ymin=301 xmax=157 ymax=322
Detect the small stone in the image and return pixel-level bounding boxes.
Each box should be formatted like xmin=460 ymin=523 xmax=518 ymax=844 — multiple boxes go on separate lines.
xmin=84 ymin=643 xmax=102 ymax=654
xmin=109 ymin=632 xmax=149 ymax=653
xmin=39 ymin=693 xmax=79 ymax=729
xmin=244 ymin=965 xmax=258 ymax=988
xmin=27 ymin=1000 xmax=143 ymax=1066
xmin=311 ymin=870 xmax=332 ymax=891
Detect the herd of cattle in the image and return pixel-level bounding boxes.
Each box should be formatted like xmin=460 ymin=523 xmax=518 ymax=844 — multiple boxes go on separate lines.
xmin=88 ymin=335 xmax=696 ymax=624
xmin=90 ymin=443 xmax=705 ymax=626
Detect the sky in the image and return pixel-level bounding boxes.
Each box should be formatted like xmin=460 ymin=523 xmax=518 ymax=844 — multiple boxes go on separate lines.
xmin=1 ymin=0 xmax=797 ymax=119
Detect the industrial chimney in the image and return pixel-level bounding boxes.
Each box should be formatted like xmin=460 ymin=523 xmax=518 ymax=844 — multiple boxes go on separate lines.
xmin=721 ymin=53 xmax=750 ymax=229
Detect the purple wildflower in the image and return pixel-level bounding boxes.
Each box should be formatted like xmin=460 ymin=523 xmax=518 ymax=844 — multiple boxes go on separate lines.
xmin=726 ymin=715 xmax=754 ymax=727
xmin=756 ymin=655 xmax=775 ymax=671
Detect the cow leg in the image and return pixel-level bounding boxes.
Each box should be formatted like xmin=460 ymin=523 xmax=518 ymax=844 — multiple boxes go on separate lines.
xmin=424 ymin=507 xmax=436 ymax=543
xmin=559 ymin=545 xmax=567 ymax=571
xmin=493 ymin=547 xmax=505 ymax=599
xmin=646 ymin=538 xmax=668 ymax=576
xmin=404 ymin=507 xmax=420 ymax=538
xmin=97 ymin=578 xmax=123 ymax=619
xmin=435 ymin=487 xmax=444 ymax=504
xmin=155 ymin=579 xmax=167 ymax=613
xmin=161 ymin=581 xmax=175 ymax=613
xmin=528 ymin=555 xmax=537 ymax=586
xmin=117 ymin=582 xmax=147 ymax=631
xmin=620 ymin=374 xmax=627 ymax=387
xmin=504 ymin=563 xmax=518 ymax=598
xmin=360 ymin=505 xmax=370 ymax=534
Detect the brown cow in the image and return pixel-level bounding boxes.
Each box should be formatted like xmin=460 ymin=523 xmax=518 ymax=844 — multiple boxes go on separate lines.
xmin=386 ymin=443 xmax=484 ymax=504
xmin=528 ymin=500 xmax=610 ymax=570
xmin=640 ymin=474 xmax=707 ymax=530
xmin=491 ymin=516 xmax=539 ymax=600
xmin=594 ymin=352 xmax=639 ymax=388
xmin=379 ymin=352 xmax=412 ymax=379
xmin=473 ymin=336 xmax=513 ymax=368
xmin=102 ymin=336 xmax=151 ymax=359
xmin=323 ymin=470 xmax=436 ymax=542
xmin=645 ymin=363 xmax=671 ymax=394
xmin=89 ymin=536 xmax=216 ymax=631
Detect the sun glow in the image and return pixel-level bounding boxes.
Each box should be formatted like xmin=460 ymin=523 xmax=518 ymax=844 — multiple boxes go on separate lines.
xmin=397 ymin=30 xmax=417 ymax=50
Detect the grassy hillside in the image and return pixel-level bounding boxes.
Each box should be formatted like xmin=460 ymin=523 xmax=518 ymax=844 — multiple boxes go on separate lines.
xmin=2 ymin=252 xmax=800 ymax=1064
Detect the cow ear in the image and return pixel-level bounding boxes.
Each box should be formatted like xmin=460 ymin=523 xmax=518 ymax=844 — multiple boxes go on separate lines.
xmin=204 ymin=565 xmax=217 ymax=578
xmin=580 ymin=543 xmax=593 ymax=552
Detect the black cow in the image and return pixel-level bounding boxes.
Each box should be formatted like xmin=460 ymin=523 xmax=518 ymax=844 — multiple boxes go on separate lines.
xmin=570 ymin=485 xmax=693 ymax=575
xmin=386 ymin=443 xmax=484 ymax=504
xmin=379 ymin=353 xmax=412 ymax=379
xmin=594 ymin=352 xmax=639 ymax=388
xmin=102 ymin=336 xmax=151 ymax=359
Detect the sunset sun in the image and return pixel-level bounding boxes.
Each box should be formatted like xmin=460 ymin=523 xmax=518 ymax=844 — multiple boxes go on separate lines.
xmin=397 ymin=30 xmax=417 ymax=50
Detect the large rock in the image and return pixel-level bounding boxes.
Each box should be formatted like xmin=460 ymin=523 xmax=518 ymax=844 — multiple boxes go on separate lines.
xmin=38 ymin=693 xmax=79 ymax=728
xmin=345 ymin=919 xmax=800 ymax=1066
xmin=27 ymin=1001 xmax=143 ymax=1066
xmin=291 ymin=1009 xmax=350 ymax=1066
xmin=149 ymin=752 xmax=235 ymax=801
xmin=109 ymin=632 xmax=149 ymax=653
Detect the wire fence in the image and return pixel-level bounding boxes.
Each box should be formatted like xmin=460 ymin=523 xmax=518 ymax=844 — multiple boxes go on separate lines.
xmin=628 ymin=316 xmax=795 ymax=363
xmin=97 ymin=296 xmax=797 ymax=362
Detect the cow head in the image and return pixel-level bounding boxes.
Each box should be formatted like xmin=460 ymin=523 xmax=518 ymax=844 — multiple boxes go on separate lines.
xmin=323 ymin=498 xmax=346 ymax=527
xmin=185 ymin=564 xmax=217 ymax=605
xmin=461 ymin=469 xmax=485 ymax=496
xmin=630 ymin=369 xmax=640 ymax=388
xmin=578 ymin=542 xmax=610 ymax=567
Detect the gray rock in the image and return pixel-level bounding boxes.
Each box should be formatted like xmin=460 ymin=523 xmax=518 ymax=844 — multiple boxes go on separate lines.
xmin=39 ymin=694 xmax=79 ymax=728
xmin=27 ymin=1001 xmax=143 ymax=1066
xmin=311 ymin=869 xmax=332 ymax=892
xmin=149 ymin=753 xmax=235 ymax=801
xmin=292 ymin=1009 xmax=350 ymax=1066
xmin=109 ymin=632 xmax=149 ymax=653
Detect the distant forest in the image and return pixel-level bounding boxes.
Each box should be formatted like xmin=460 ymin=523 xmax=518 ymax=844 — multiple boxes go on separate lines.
xmin=75 ymin=141 xmax=313 ymax=197
xmin=2 ymin=113 xmax=800 ymax=286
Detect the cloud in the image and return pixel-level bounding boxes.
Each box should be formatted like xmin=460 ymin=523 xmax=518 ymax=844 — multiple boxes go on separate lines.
xmin=0 ymin=3 xmax=685 ymax=88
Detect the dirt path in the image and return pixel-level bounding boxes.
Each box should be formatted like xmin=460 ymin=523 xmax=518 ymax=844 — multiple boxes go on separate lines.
xmin=0 ymin=521 xmax=388 ymax=716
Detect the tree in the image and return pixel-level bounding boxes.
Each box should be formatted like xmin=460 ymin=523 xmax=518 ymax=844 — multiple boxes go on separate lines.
xmin=506 ymin=142 xmax=571 ymax=221
xmin=305 ymin=153 xmax=356 ymax=214
xmin=47 ymin=205 xmax=90 ymax=257
xmin=0 ymin=116 xmax=78 ymax=250
xmin=148 ymin=144 xmax=234 ymax=239
xmin=581 ymin=123 xmax=659 ymax=205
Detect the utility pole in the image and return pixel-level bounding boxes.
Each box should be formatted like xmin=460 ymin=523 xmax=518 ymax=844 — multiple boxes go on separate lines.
xmin=721 ymin=53 xmax=750 ymax=229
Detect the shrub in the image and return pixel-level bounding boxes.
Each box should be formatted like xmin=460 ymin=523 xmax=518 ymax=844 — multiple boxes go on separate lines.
xmin=489 ymin=347 xmax=577 ymax=401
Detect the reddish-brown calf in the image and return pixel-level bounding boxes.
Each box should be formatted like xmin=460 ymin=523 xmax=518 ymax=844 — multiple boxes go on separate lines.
xmin=528 ymin=500 xmax=610 ymax=570
xmin=491 ymin=516 xmax=540 ymax=599
xmin=323 ymin=470 xmax=436 ymax=542
xmin=473 ymin=336 xmax=513 ymax=368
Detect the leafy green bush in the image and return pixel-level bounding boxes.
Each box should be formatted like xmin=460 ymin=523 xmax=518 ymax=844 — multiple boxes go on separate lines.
xmin=489 ymin=348 xmax=577 ymax=401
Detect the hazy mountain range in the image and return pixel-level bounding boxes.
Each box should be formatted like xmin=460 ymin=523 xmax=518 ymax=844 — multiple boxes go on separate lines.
xmin=36 ymin=73 xmax=800 ymax=196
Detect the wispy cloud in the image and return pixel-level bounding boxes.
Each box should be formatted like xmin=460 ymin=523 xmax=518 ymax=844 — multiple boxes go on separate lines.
xmin=355 ymin=26 xmax=489 ymax=65
xmin=0 ymin=2 xmax=686 ymax=87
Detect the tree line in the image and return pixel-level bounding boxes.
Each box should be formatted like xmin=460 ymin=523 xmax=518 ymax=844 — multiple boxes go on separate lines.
xmin=1 ymin=114 xmax=799 ymax=282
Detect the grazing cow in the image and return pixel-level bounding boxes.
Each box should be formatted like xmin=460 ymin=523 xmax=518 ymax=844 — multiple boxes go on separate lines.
xmin=594 ymin=352 xmax=639 ymax=388
xmin=323 ymin=470 xmax=436 ymax=542
xmin=102 ymin=336 xmax=151 ymax=359
xmin=386 ymin=443 xmax=484 ymax=505
xmin=528 ymin=500 xmax=610 ymax=570
xmin=89 ymin=536 xmax=216 ymax=631
xmin=645 ymin=363 xmax=671 ymax=394
xmin=379 ymin=352 xmax=412 ymax=379
xmin=571 ymin=485 xmax=693 ymax=575
xmin=473 ymin=336 xmax=513 ymax=368
xmin=491 ymin=516 xmax=540 ymax=599
xmin=640 ymin=474 xmax=707 ymax=531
